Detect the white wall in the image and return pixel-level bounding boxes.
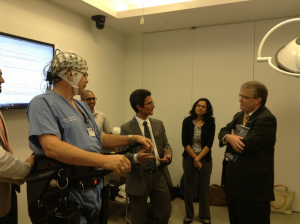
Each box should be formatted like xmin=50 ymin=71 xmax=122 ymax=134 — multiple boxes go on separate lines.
xmin=142 ymin=29 xmax=194 ymax=189
xmin=125 ymin=18 xmax=300 ymax=212
xmin=125 ymin=33 xmax=143 ymax=121
xmin=0 ymin=0 xmax=126 ymax=223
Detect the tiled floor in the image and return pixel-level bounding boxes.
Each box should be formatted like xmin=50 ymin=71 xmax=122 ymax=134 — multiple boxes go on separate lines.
xmin=107 ymin=197 xmax=300 ymax=224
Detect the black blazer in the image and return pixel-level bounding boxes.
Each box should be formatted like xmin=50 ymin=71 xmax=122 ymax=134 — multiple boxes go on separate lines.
xmin=182 ymin=116 xmax=215 ymax=162
xmin=218 ymin=106 xmax=277 ymax=201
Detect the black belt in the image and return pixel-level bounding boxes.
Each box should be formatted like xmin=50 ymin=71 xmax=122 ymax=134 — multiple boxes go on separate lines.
xmin=146 ymin=166 xmax=162 ymax=174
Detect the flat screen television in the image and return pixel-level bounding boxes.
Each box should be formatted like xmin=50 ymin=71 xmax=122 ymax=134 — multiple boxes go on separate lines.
xmin=0 ymin=32 xmax=54 ymax=109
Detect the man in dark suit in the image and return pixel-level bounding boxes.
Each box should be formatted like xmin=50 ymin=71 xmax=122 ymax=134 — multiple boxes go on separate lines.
xmin=218 ymin=81 xmax=277 ymax=224
xmin=121 ymin=89 xmax=173 ymax=224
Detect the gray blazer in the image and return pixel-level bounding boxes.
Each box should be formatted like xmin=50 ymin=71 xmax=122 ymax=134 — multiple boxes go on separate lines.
xmin=120 ymin=117 xmax=173 ymax=196
xmin=0 ymin=111 xmax=30 ymax=217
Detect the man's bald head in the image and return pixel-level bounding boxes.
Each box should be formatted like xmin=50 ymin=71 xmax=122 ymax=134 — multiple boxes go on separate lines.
xmin=81 ymin=90 xmax=94 ymax=101
xmin=81 ymin=90 xmax=97 ymax=112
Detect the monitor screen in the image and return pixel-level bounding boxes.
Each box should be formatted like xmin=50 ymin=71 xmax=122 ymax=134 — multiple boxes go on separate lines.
xmin=0 ymin=32 xmax=54 ymax=109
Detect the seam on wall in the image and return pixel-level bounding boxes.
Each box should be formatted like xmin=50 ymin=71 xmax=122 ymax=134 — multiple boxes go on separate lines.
xmin=253 ymin=21 xmax=256 ymax=81
xmin=142 ymin=33 xmax=144 ymax=88
xmin=191 ymin=28 xmax=195 ymax=107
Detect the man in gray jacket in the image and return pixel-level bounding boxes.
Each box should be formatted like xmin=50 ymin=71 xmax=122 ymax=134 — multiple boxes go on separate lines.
xmin=121 ymin=89 xmax=173 ymax=224
xmin=0 ymin=68 xmax=35 ymax=224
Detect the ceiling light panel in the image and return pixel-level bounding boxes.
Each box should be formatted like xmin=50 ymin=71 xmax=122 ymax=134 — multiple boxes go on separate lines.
xmin=120 ymin=0 xmax=192 ymax=10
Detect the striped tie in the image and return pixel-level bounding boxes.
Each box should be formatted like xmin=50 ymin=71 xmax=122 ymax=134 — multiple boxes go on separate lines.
xmin=143 ymin=121 xmax=156 ymax=171
xmin=243 ymin=114 xmax=250 ymax=126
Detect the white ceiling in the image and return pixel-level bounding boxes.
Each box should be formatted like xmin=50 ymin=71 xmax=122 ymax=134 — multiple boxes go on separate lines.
xmin=49 ymin=0 xmax=300 ymax=34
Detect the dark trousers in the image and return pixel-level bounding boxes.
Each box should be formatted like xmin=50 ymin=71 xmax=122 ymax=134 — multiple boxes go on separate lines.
xmin=182 ymin=156 xmax=212 ymax=222
xmin=226 ymin=189 xmax=271 ymax=224
xmin=87 ymin=215 xmax=99 ymax=224
xmin=128 ymin=170 xmax=172 ymax=224
xmin=0 ymin=190 xmax=17 ymax=224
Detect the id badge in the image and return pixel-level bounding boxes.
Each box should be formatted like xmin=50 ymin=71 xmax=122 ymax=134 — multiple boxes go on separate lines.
xmin=87 ymin=128 xmax=96 ymax=137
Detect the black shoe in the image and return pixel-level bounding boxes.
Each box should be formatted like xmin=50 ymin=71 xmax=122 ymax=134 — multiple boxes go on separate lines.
xmin=183 ymin=219 xmax=192 ymax=224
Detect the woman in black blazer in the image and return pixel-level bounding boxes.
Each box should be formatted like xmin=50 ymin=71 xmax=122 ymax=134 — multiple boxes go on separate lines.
xmin=182 ymin=98 xmax=215 ymax=224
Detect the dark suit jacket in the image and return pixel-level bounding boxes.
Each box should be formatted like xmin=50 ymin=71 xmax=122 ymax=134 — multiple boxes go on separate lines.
xmin=218 ymin=106 xmax=276 ymax=201
xmin=120 ymin=117 xmax=173 ymax=196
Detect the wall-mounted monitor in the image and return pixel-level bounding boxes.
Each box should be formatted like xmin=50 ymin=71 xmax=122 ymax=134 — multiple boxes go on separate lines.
xmin=0 ymin=32 xmax=54 ymax=109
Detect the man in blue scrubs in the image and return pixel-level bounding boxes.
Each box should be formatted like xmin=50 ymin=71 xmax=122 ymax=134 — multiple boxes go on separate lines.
xmin=26 ymin=52 xmax=153 ymax=224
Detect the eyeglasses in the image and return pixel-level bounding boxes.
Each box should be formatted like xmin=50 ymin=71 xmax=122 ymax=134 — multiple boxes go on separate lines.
xmin=85 ymin=97 xmax=97 ymax=101
xmin=238 ymin=94 xmax=255 ymax=100
xmin=144 ymin=101 xmax=155 ymax=106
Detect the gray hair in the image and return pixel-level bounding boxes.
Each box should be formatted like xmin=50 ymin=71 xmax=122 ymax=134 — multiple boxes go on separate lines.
xmin=241 ymin=81 xmax=268 ymax=106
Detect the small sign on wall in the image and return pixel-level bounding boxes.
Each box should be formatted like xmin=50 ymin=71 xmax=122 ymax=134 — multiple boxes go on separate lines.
xmin=55 ymin=45 xmax=61 ymax=55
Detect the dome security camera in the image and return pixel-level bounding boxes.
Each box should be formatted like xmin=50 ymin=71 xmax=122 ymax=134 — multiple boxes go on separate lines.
xmin=91 ymin=15 xmax=106 ymax=30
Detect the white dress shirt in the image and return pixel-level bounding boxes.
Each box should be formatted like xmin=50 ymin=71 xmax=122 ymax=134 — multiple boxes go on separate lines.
xmin=133 ymin=116 xmax=160 ymax=166
xmin=93 ymin=110 xmax=113 ymax=134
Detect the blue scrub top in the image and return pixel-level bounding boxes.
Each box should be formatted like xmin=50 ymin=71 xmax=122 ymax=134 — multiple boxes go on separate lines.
xmin=26 ymin=90 xmax=103 ymax=224
xmin=27 ymin=90 xmax=101 ymax=155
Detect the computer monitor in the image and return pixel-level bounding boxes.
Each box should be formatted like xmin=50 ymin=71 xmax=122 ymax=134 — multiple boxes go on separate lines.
xmin=0 ymin=31 xmax=54 ymax=109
